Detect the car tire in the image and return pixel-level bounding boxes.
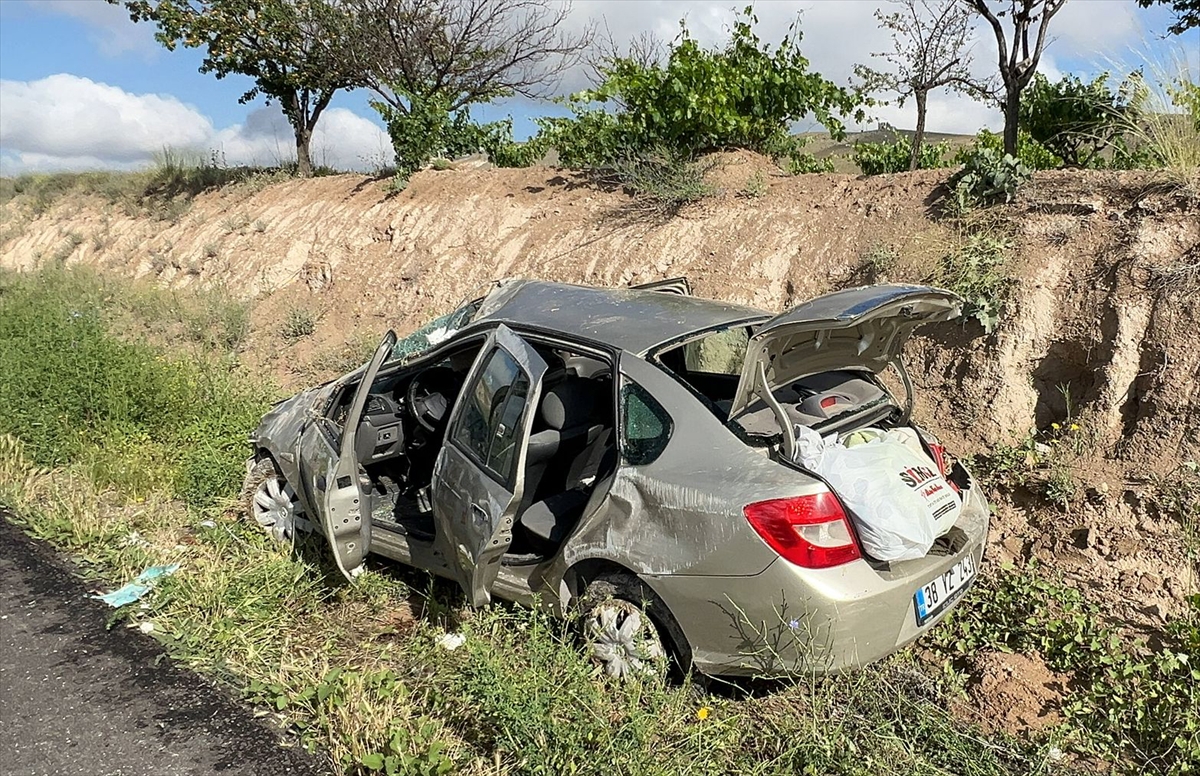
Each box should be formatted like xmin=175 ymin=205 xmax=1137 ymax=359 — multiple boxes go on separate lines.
xmin=579 ymin=573 xmax=692 ymax=680
xmin=241 ymin=457 xmax=302 ymax=543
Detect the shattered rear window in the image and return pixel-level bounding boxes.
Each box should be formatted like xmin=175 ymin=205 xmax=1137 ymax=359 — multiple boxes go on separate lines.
xmin=620 ymin=380 xmax=673 ymax=466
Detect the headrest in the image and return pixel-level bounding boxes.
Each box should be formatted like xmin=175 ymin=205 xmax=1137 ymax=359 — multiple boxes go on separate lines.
xmin=540 ymin=379 xmax=601 ymax=430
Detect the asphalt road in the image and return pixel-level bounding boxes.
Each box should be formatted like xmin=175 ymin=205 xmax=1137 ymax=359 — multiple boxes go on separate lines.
xmin=0 ymin=514 xmax=330 ymax=776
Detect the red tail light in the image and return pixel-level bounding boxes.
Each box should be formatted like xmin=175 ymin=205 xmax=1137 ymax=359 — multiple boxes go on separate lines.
xmin=743 ymin=492 xmax=861 ymax=569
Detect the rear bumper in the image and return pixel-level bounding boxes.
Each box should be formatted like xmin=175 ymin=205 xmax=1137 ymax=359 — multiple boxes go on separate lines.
xmin=645 ymin=485 xmax=990 ymax=677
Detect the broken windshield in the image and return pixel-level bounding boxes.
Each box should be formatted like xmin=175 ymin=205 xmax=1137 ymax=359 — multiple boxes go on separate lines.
xmin=388 ymin=301 xmax=480 ymax=363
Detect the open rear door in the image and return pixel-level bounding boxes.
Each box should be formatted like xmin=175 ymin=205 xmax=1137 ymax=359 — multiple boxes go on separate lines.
xmin=431 ymin=325 xmax=548 ymax=606
xmin=307 ymin=330 xmax=396 ymax=581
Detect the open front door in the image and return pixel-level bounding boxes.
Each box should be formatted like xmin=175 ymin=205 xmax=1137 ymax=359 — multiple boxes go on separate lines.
xmin=308 ymin=330 xmax=396 ymax=581
xmin=431 ymin=325 xmax=547 ymax=606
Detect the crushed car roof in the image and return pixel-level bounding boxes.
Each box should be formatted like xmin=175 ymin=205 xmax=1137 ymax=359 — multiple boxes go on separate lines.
xmin=472 ymin=279 xmax=767 ymax=354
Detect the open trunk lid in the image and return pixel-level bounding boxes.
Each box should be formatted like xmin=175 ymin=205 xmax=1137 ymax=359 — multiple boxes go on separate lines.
xmin=727 ymin=285 xmax=962 ymax=423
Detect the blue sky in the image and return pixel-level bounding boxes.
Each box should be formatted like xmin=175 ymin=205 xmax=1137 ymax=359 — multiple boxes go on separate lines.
xmin=1 ymin=0 xmax=1195 ymax=173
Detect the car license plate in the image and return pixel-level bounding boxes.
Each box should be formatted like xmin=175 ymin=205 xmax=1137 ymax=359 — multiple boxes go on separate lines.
xmin=913 ymin=553 xmax=976 ymax=625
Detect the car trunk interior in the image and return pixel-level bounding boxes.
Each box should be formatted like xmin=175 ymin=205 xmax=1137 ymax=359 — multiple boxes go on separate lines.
xmin=656 ymin=328 xmax=905 ymax=441
xmin=658 ymin=327 xmax=971 ymax=567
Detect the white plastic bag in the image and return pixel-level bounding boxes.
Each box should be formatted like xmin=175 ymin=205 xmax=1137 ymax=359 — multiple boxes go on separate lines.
xmin=794 ymin=426 xmax=962 ymax=562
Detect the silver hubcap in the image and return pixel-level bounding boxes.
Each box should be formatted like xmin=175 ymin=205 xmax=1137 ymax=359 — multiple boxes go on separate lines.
xmin=252 ymin=476 xmax=298 ymax=542
xmin=586 ymin=600 xmax=666 ymax=679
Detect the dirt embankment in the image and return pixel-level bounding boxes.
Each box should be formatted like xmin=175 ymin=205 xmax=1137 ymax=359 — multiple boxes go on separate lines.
xmin=2 ymin=156 xmax=1198 ymax=632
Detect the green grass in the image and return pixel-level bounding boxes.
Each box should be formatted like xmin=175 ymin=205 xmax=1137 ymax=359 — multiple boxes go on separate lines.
xmin=281 ymin=306 xmax=318 ymax=341
xmin=931 ymin=564 xmax=1200 ymax=771
xmin=0 ymin=148 xmax=339 ymax=221
xmin=0 ymin=266 xmax=1194 ymax=775
xmin=0 ymin=267 xmax=270 ymax=506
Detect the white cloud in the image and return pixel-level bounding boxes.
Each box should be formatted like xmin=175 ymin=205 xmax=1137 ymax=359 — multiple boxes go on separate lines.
xmin=0 ymin=75 xmax=392 ymax=174
xmin=23 ymin=0 xmax=158 ymax=58
xmin=1051 ymin=0 xmax=1145 ymax=53
xmin=872 ymin=90 xmax=1002 ymax=135
xmin=0 ymin=74 xmax=214 ymax=168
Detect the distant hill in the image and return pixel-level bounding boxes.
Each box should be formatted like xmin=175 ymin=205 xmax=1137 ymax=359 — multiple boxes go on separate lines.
xmin=800 ymin=128 xmax=978 ymax=173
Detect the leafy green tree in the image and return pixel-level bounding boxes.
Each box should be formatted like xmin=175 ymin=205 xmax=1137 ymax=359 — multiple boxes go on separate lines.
xmin=112 ymin=0 xmax=363 ymax=177
xmin=967 ymin=0 xmax=1069 ymax=157
xmin=1019 ymin=72 xmax=1142 ymax=168
xmin=546 ymin=7 xmax=866 ymax=168
xmin=855 ymin=0 xmax=992 ymax=170
xmin=1136 ymin=0 xmax=1200 ymax=34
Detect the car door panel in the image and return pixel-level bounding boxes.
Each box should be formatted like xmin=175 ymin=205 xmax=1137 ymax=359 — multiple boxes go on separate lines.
xmin=300 ymin=331 xmax=396 ymax=581
xmin=431 ymin=325 xmax=547 ymax=606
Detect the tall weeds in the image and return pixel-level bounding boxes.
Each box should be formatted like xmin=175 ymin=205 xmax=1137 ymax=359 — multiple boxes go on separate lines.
xmin=1114 ymin=47 xmax=1200 ymax=175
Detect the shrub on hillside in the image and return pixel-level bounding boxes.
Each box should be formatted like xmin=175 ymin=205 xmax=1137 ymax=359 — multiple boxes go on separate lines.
xmin=373 ymin=92 xmax=543 ymax=177
xmin=931 ymin=233 xmax=1013 ymax=332
xmin=947 ymin=146 xmax=1031 ymax=213
xmin=537 ymin=8 xmax=866 ymax=169
xmin=1118 ymin=60 xmax=1200 ymax=173
xmin=608 ymin=148 xmax=717 ymax=216
xmin=954 ymin=129 xmax=1061 ymax=171
xmin=852 ymin=137 xmax=951 ymax=175
xmin=1019 ymin=72 xmax=1143 ymax=169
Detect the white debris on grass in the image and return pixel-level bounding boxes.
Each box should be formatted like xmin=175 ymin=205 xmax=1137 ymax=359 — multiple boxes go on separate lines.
xmin=435 ymin=632 xmax=467 ymax=651
xmin=119 ymin=531 xmax=149 ymax=548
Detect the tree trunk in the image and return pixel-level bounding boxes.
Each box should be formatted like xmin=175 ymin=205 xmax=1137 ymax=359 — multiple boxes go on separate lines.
xmin=295 ymin=126 xmax=314 ymax=178
xmin=1002 ymin=84 xmax=1020 ymax=158
xmin=909 ymin=90 xmax=928 ymax=172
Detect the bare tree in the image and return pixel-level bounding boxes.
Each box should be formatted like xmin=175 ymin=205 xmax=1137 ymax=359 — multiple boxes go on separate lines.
xmin=348 ymin=0 xmax=591 ymax=114
xmin=856 ymin=0 xmax=993 ymax=170
xmin=586 ymin=24 xmax=663 ymax=90
xmin=966 ymin=0 xmax=1068 ymax=156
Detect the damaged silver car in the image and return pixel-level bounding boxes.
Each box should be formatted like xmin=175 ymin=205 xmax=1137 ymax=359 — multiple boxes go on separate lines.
xmin=243 ymin=278 xmax=988 ymax=677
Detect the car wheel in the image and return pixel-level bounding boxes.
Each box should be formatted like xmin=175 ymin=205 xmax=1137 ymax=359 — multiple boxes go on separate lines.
xmin=580 ymin=575 xmax=674 ymax=680
xmin=241 ymin=457 xmax=301 ymax=543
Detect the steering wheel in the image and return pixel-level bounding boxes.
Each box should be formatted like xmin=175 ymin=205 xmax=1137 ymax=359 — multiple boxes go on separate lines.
xmin=407 ymin=368 xmax=454 ymax=433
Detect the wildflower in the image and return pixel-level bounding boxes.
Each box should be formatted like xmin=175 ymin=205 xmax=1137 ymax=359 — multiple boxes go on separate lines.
xmin=788 ymin=618 xmax=801 ymax=631
xmin=1069 ymin=423 xmax=1080 ymax=432
xmin=696 ymin=706 xmax=711 ymax=721
xmin=1051 ymin=422 xmax=1061 ymax=431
